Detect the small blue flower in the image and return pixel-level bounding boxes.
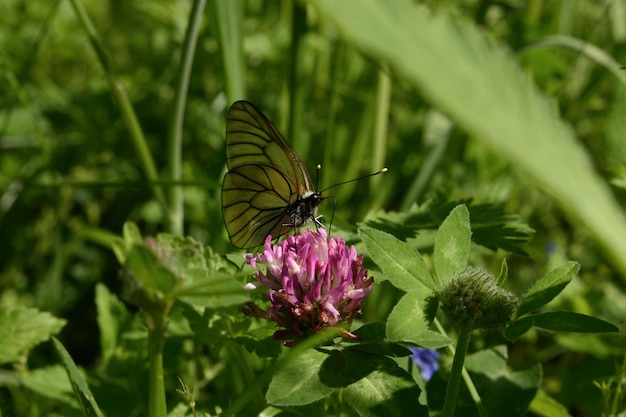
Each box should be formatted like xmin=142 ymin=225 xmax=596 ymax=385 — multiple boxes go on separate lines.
xmin=408 ymin=347 xmax=440 ymax=381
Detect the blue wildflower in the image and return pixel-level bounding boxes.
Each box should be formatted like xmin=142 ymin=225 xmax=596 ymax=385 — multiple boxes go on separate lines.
xmin=408 ymin=347 xmax=440 ymax=381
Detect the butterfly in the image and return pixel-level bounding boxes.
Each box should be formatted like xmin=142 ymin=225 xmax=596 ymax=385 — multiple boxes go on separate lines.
xmin=221 ymin=100 xmax=325 ymax=249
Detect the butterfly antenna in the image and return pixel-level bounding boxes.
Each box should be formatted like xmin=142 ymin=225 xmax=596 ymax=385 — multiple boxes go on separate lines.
xmin=320 ymin=167 xmax=388 ymax=193
xmin=315 ymin=164 xmax=322 ymax=191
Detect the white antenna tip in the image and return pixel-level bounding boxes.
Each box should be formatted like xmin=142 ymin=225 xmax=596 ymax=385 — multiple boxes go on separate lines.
xmin=316 ymin=164 xmax=322 ymax=169
xmin=381 ymin=167 xmax=388 ymax=173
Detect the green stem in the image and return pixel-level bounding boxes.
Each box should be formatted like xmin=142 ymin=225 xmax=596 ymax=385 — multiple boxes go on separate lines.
xmin=435 ymin=319 xmax=487 ymax=417
xmin=147 ymin=310 xmax=169 ymax=417
xmin=68 ymin=0 xmax=168 ymax=216
xmin=166 ymin=0 xmax=207 ymax=235
xmin=441 ymin=329 xmax=471 ymax=417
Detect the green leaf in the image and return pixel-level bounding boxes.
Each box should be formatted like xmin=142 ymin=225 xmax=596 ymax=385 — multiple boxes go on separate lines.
xmin=433 ymin=205 xmax=471 ymax=286
xmin=518 ymin=312 xmax=618 ymax=333
xmin=363 ymin=197 xmax=533 ymax=256
xmin=517 ymin=262 xmax=580 ymax=317
xmin=359 ymin=226 xmax=436 ymax=293
xmin=497 ymin=258 xmax=509 ymax=286
xmin=109 ymin=235 xmax=127 ymax=264
xmin=126 ymin=243 xmax=178 ymax=295
xmin=386 ymin=292 xmax=451 ymax=348
xmin=21 ymin=365 xmax=77 ymax=407
xmin=467 ymin=204 xmax=533 ymax=256
xmin=266 ymin=349 xmax=334 ymax=406
xmin=528 ymin=389 xmax=574 ymax=417
xmin=0 ymin=306 xmax=66 ymax=364
xmin=329 ymin=350 xmax=428 ymax=417
xmin=176 ymin=271 xmax=250 ymax=308
xmin=305 ymin=0 xmax=626 ymax=281
xmin=504 ymin=317 xmax=534 ymax=341
xmin=123 ymin=221 xmax=143 ymax=246
xmin=52 ymin=337 xmax=106 ymax=417
xmin=95 ymin=283 xmax=131 ymax=365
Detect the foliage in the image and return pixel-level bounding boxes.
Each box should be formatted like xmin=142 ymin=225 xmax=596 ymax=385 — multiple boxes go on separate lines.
xmin=1 ymin=0 xmax=625 ymax=416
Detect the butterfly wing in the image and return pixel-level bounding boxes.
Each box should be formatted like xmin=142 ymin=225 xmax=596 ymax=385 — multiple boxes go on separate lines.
xmin=222 ymin=101 xmax=316 ymax=248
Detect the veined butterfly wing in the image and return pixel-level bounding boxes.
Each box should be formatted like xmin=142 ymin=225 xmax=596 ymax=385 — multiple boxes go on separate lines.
xmin=221 ymin=101 xmax=323 ymax=248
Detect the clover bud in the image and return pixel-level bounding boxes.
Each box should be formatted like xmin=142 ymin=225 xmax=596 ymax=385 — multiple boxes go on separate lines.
xmin=437 ymin=267 xmax=518 ymax=331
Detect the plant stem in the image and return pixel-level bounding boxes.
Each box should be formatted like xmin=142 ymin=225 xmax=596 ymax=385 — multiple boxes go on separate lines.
xmin=147 ymin=310 xmax=169 ymax=417
xmin=441 ymin=329 xmax=471 ymax=417
xmin=68 ymin=0 xmax=168 ymax=216
xmin=166 ymin=0 xmax=207 ymax=235
xmin=434 ymin=319 xmax=486 ymax=417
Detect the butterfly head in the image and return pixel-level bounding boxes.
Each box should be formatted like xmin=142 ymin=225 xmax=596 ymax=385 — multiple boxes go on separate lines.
xmin=289 ymin=191 xmax=325 ymax=228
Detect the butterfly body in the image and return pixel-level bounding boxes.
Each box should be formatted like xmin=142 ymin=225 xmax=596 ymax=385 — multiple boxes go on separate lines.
xmin=222 ymin=101 xmax=324 ymax=248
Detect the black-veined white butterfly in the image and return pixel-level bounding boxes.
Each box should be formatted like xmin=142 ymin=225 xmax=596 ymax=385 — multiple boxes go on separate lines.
xmin=221 ymin=100 xmax=324 ymax=249
xmin=221 ymin=100 xmax=386 ymax=249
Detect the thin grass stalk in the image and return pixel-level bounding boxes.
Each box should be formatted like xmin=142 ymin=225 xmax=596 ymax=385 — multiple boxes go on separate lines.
xmin=67 ymin=0 xmax=168 ymax=216
xmin=370 ymin=68 xmax=390 ymax=208
xmin=400 ymin=110 xmax=452 ymax=210
xmin=287 ymin=2 xmax=309 ymax=156
xmin=209 ymin=0 xmax=246 ymax=102
xmin=342 ymin=96 xmax=374 ymax=202
xmin=322 ymin=43 xmax=345 ymax=190
xmin=166 ymin=0 xmax=207 ymax=235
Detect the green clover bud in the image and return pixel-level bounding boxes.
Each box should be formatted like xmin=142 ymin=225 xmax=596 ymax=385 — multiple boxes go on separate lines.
xmin=437 ymin=267 xmax=518 ymax=331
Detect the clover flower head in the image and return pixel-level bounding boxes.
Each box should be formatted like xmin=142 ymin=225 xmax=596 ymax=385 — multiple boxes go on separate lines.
xmin=242 ymin=229 xmax=374 ymax=346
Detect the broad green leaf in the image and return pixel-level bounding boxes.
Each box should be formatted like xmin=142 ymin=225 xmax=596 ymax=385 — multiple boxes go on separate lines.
xmin=506 ymin=312 xmax=618 ymax=340
xmin=386 ymin=292 xmax=451 ymax=348
xmin=340 ymin=351 xmax=428 ymax=417
xmin=433 ymin=205 xmax=471 ymax=286
xmin=525 ymin=312 xmax=618 ymax=333
xmin=504 ymin=317 xmax=534 ymax=341
xmin=266 ymin=349 xmax=334 ymax=406
xmin=517 ymin=262 xmax=580 ymax=317
xmin=359 ymin=226 xmax=435 ymax=293
xmin=53 ymin=337 xmax=106 ymax=417
xmin=0 ymin=306 xmax=66 ymax=364
xmin=306 ymin=0 xmax=626 ymax=282
xmin=408 ymin=330 xmax=452 ymax=349
xmin=21 ymin=365 xmax=77 ymax=407
xmin=363 ymin=198 xmax=532 ymax=256
xmin=319 ymin=349 xmax=381 ymax=388
xmin=386 ymin=292 xmax=428 ymax=342
xmin=176 ymin=271 xmax=250 ymax=308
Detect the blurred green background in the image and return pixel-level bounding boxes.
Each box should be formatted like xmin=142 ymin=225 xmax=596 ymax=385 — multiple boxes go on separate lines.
xmin=1 ymin=1 xmax=626 ymax=416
